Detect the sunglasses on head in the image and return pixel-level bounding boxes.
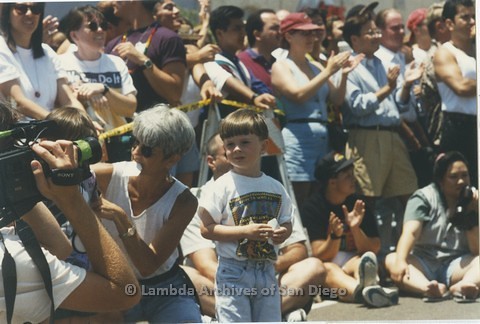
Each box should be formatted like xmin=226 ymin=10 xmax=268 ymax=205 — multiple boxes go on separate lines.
xmin=131 ymin=138 xmax=153 ymax=158
xmin=13 ymin=4 xmax=42 ymax=15
xmin=87 ymin=20 xmax=109 ymax=32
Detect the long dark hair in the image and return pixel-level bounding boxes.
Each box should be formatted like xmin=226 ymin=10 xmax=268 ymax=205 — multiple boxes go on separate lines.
xmin=1 ymin=2 xmax=46 ymax=59
xmin=433 ymin=151 xmax=470 ymax=185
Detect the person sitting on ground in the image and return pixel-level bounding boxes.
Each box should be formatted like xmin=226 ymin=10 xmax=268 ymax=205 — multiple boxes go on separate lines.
xmin=385 ymin=151 xmax=479 ymax=302
xmin=181 ymin=132 xmax=325 ymax=321
xmin=199 ymin=109 xmax=293 ymax=322
xmin=92 ymin=105 xmax=202 ymax=322
xmin=301 ymin=151 xmax=399 ymax=308
xmin=0 ymin=102 xmax=139 ymax=323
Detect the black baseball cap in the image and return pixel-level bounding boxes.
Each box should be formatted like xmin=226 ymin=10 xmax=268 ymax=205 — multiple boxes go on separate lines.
xmin=346 ymin=2 xmax=379 ymax=20
xmin=315 ymin=152 xmax=354 ymax=182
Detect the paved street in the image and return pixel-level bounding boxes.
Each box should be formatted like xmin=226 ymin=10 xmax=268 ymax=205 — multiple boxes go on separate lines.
xmin=307 ymin=295 xmax=480 ymax=322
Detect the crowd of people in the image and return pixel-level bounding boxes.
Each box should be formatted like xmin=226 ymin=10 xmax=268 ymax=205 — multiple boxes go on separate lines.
xmin=0 ymin=0 xmax=477 ymax=322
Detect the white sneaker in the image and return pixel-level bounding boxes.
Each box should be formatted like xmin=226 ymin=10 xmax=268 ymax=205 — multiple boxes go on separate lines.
xmin=284 ymin=308 xmax=307 ymax=322
xmin=362 ymin=285 xmax=399 ymax=308
xmin=358 ymin=251 xmax=378 ymax=289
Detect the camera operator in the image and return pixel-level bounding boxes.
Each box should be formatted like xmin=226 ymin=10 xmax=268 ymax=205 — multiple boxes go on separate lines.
xmin=385 ymin=151 xmax=479 ymax=302
xmin=0 ymin=106 xmax=139 ymax=323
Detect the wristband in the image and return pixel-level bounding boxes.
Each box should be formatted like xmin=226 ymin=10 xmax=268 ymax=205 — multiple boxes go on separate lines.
xmin=102 ymin=84 xmax=110 ymax=96
xmin=330 ymin=232 xmax=342 ymax=240
xmin=250 ymin=93 xmax=259 ymax=104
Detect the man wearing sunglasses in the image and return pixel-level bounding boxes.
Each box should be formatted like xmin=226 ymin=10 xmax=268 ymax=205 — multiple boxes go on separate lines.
xmin=105 ymin=0 xmax=186 ymax=111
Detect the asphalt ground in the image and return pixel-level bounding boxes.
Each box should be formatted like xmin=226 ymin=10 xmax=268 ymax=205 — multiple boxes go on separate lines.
xmin=307 ymin=295 xmax=480 ymax=322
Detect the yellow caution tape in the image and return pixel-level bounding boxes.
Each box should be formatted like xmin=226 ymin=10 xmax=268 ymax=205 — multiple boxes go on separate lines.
xmin=99 ymin=99 xmax=284 ymax=140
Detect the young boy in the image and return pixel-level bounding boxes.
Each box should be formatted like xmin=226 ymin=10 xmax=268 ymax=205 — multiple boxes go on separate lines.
xmin=199 ymin=109 xmax=293 ymax=322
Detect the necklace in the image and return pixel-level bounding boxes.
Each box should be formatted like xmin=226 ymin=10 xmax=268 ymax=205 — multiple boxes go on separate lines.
xmin=16 ymin=48 xmax=41 ymax=98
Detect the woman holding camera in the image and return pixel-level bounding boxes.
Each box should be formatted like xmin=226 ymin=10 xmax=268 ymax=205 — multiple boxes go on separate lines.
xmin=385 ymin=151 xmax=479 ymax=302
xmin=0 ymin=3 xmax=83 ymax=120
xmin=92 ymin=105 xmax=201 ymax=322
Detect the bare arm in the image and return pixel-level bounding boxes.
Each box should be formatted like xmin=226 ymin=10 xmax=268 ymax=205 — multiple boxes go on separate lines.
xmin=466 ymin=226 xmax=479 ymax=256
xmin=0 ymin=79 xmax=49 ymax=119
xmin=31 ymin=140 xmax=140 ymax=312
xmin=276 ymin=242 xmax=308 ymax=274
xmin=434 ymin=47 xmax=476 ymax=97
xmin=223 ymin=77 xmax=276 ymax=109
xmin=21 ymin=202 xmax=72 ymax=260
xmin=56 ymin=78 xmax=85 ymax=110
xmin=199 ymin=207 xmax=275 ymax=241
xmin=390 ymin=220 xmax=422 ymax=283
xmin=189 ymin=248 xmax=218 ymax=282
xmin=91 ymin=162 xmax=114 ymax=194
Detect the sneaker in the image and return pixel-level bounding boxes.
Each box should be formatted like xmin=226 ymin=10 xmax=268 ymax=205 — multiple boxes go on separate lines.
xmin=284 ymin=308 xmax=307 ymax=322
xmin=358 ymin=251 xmax=378 ymax=289
xmin=362 ymin=285 xmax=399 ymax=308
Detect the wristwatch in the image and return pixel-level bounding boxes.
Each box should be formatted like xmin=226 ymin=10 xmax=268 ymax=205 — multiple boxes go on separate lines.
xmin=141 ymin=58 xmax=154 ymax=71
xmin=330 ymin=232 xmax=342 ymax=240
xmin=102 ymin=84 xmax=110 ymax=95
xmin=121 ymin=224 xmax=136 ymax=238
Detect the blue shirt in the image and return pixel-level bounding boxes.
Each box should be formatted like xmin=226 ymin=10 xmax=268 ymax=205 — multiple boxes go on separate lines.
xmin=342 ymin=54 xmax=409 ymax=127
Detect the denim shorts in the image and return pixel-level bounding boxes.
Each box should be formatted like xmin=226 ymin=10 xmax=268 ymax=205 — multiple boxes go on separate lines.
xmin=123 ymin=269 xmax=201 ymax=323
xmin=216 ymin=257 xmax=281 ymax=322
xmin=412 ymin=254 xmax=464 ymax=287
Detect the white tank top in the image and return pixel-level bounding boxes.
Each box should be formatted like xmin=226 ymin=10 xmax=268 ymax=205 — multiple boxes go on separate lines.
xmin=104 ymin=161 xmax=188 ymax=279
xmin=437 ymin=42 xmax=476 ymax=115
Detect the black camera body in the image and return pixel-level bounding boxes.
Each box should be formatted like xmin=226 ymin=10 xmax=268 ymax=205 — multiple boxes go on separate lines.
xmin=0 ymin=120 xmax=102 ymax=227
xmin=450 ymin=185 xmax=478 ymax=231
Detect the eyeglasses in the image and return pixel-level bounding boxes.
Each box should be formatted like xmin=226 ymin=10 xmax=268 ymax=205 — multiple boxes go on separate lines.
xmin=13 ymin=4 xmax=42 ymax=15
xmin=362 ymin=29 xmax=382 ymax=37
xmin=132 ymin=138 xmax=153 ymax=158
xmin=87 ymin=20 xmax=109 ymax=32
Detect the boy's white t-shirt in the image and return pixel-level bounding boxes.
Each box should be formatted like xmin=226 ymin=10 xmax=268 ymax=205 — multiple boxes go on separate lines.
xmin=199 ymin=171 xmax=293 ymax=262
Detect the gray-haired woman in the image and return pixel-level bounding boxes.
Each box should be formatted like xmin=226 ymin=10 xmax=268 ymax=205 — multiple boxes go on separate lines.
xmin=92 ymin=105 xmax=201 ymax=322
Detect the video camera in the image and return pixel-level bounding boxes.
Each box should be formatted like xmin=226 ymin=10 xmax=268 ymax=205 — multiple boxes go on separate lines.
xmin=0 ymin=120 xmax=102 ymax=227
xmin=450 ymin=185 xmax=479 ymax=231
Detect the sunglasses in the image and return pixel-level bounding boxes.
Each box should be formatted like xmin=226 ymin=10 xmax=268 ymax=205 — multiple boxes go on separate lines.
xmin=131 ymin=138 xmax=153 ymax=158
xmin=294 ymin=30 xmax=317 ymax=37
xmin=13 ymin=4 xmax=42 ymax=15
xmin=87 ymin=20 xmax=109 ymax=32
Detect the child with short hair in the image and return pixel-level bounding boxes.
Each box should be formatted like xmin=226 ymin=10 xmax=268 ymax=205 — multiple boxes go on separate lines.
xmin=199 ymin=109 xmax=293 ymax=322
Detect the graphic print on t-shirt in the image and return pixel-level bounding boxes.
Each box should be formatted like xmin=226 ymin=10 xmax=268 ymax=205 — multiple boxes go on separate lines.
xmin=229 ymin=192 xmax=281 ymax=261
xmin=65 ymin=70 xmax=122 ymax=89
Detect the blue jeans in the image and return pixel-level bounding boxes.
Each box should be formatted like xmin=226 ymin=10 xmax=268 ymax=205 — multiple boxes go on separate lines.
xmin=216 ymin=257 xmax=281 ymax=322
xmin=124 ymin=269 xmax=201 ymax=323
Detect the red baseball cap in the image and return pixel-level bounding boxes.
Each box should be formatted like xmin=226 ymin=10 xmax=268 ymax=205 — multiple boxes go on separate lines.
xmin=280 ymin=12 xmax=321 ymax=34
xmin=407 ymin=8 xmax=427 ymax=32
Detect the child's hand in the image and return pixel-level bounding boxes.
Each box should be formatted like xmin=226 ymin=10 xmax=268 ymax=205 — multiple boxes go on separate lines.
xmin=271 ymin=227 xmax=288 ymax=245
xmin=244 ymin=224 xmax=274 ymax=241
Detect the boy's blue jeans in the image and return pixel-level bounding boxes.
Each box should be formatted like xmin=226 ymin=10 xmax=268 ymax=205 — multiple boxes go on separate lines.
xmin=216 ymin=257 xmax=281 ymax=322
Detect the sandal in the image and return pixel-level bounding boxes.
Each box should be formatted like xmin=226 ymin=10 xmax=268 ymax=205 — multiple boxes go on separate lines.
xmin=453 ymin=292 xmax=478 ymax=303
xmin=422 ymin=291 xmax=451 ymax=302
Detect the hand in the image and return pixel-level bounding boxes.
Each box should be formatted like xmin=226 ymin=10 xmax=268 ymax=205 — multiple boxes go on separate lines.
xmin=243 ymin=223 xmax=274 ymax=241
xmin=325 ymin=51 xmax=350 ymax=76
xmin=30 ymin=140 xmax=79 ymax=201
xmin=342 ymin=53 xmax=364 ymax=75
xmin=343 ymin=200 xmax=365 ymax=229
xmin=200 ymin=80 xmax=223 ymax=102
xmin=271 ymin=226 xmax=289 ymax=245
xmin=328 ymin=212 xmax=344 ymax=237
xmin=113 ymin=42 xmax=146 ymax=66
xmin=89 ymin=93 xmax=110 ymax=111
xmin=253 ymin=93 xmax=276 ymax=109
xmin=76 ymin=83 xmax=106 ymax=100
xmin=198 ymin=0 xmax=210 ymax=23
xmin=196 ymin=44 xmax=221 ymax=63
xmin=93 ymin=197 xmax=127 ymax=221
xmin=404 ymin=62 xmax=424 ymax=85
xmin=42 ymin=15 xmax=59 ymax=42
xmin=391 ymin=258 xmax=409 ymax=283
xmin=466 ymin=186 xmax=479 ymax=213
xmin=386 ymin=65 xmax=400 ymax=89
